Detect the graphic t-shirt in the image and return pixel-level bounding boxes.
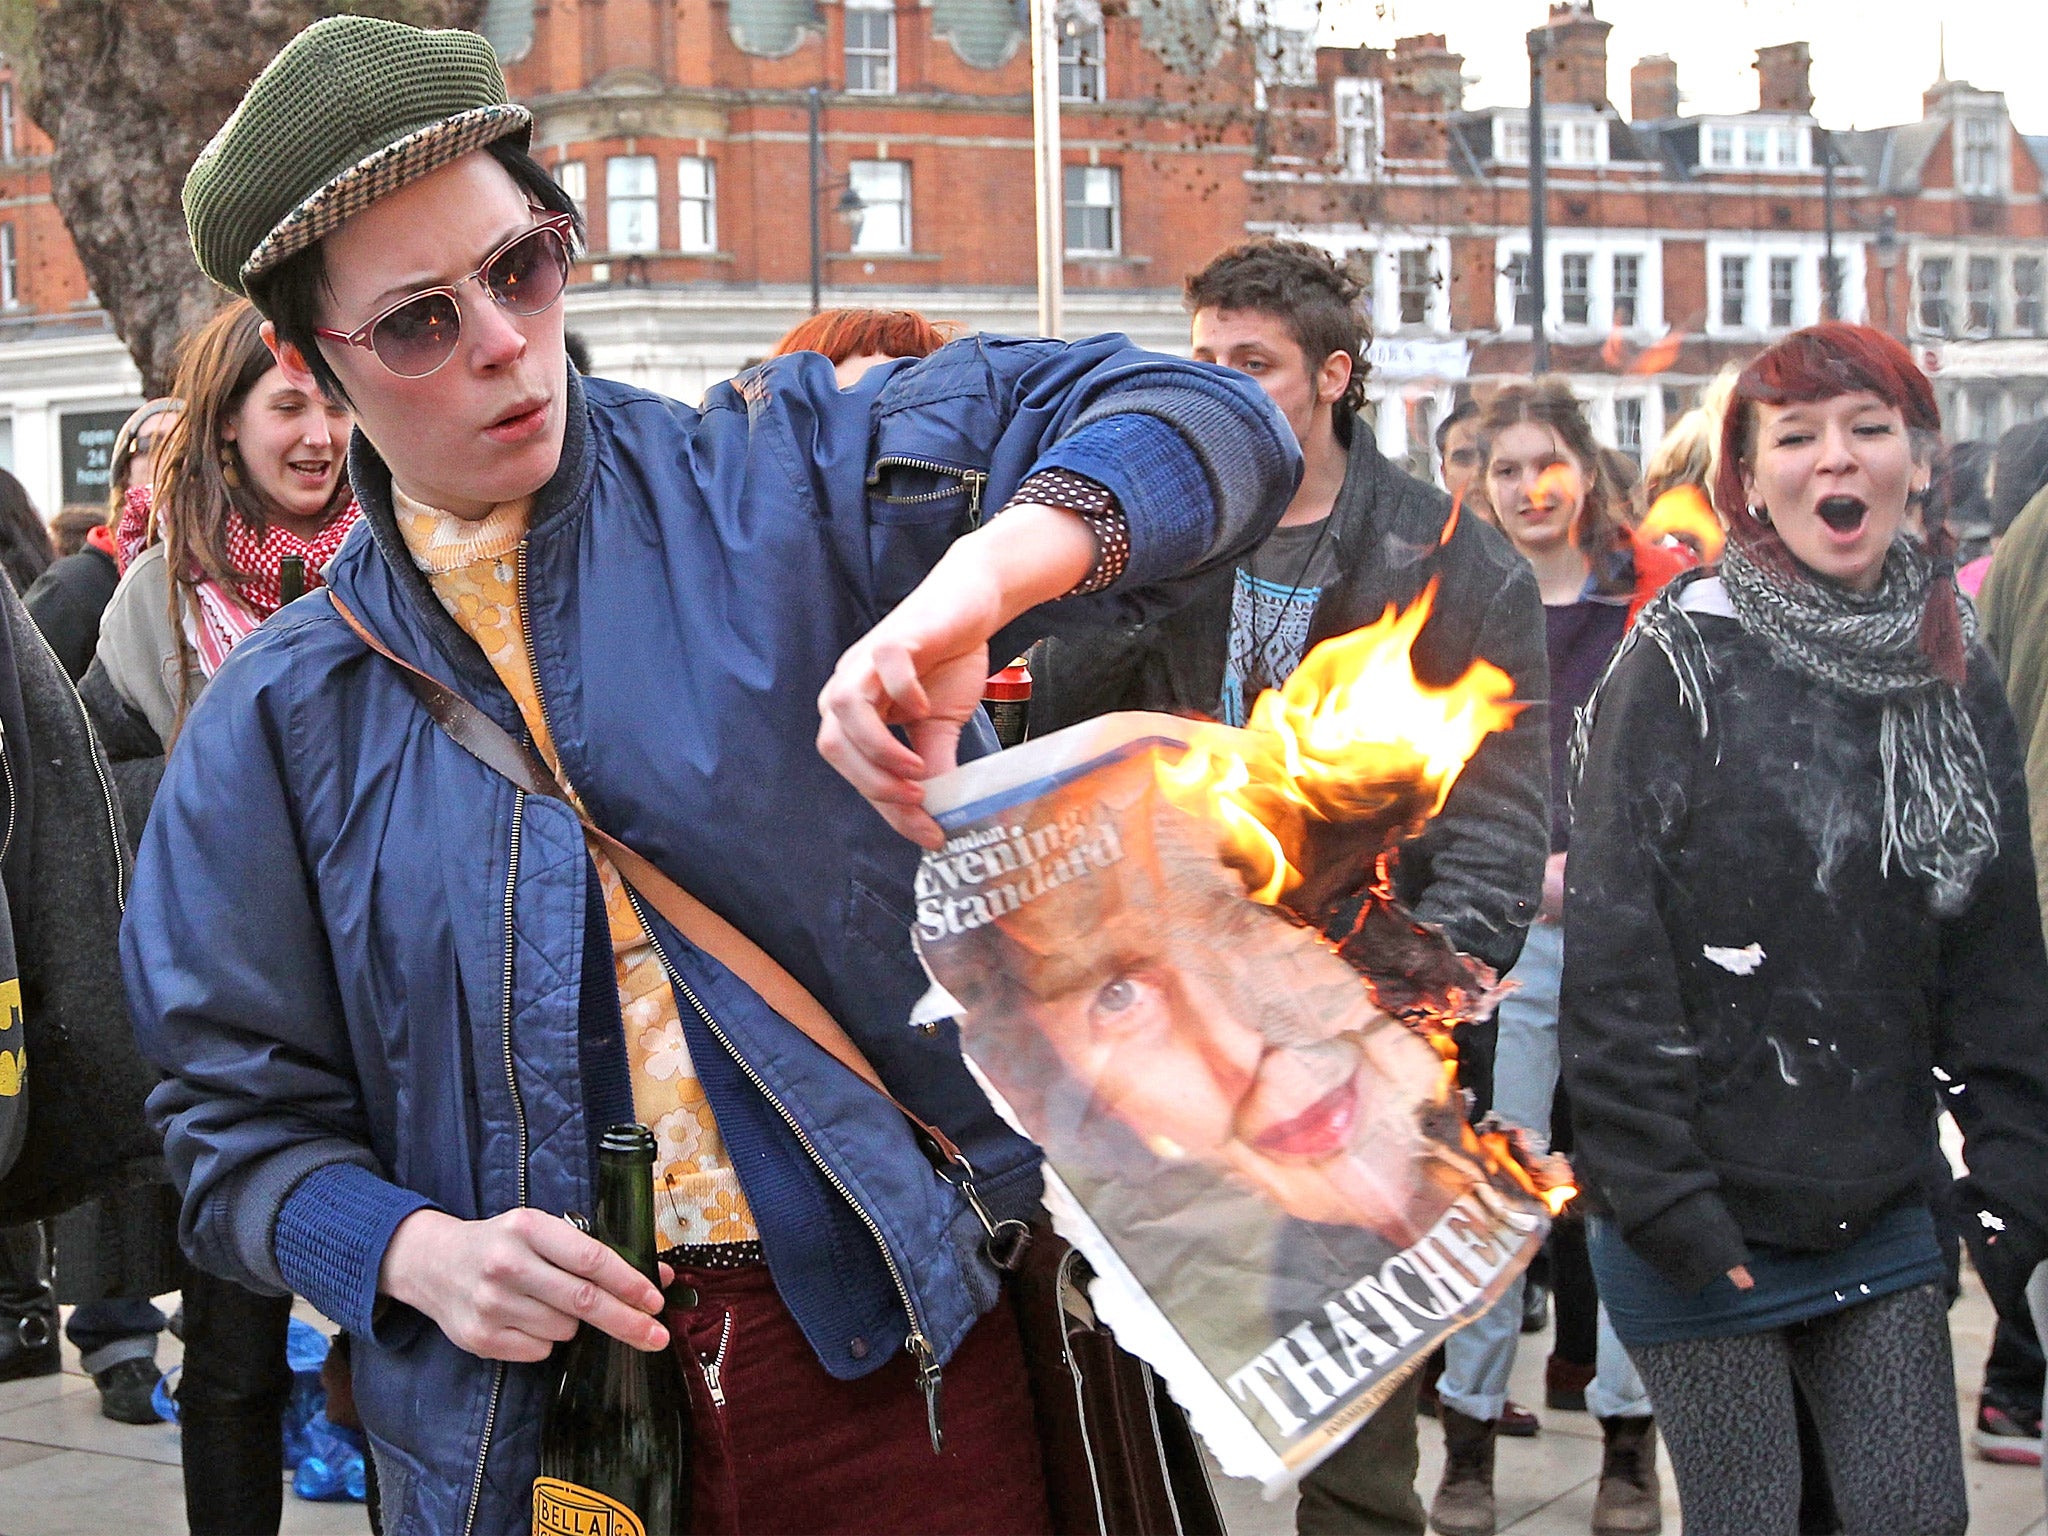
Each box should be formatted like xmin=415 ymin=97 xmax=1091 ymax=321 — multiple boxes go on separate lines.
xmin=1220 ymin=516 xmax=1341 ymax=726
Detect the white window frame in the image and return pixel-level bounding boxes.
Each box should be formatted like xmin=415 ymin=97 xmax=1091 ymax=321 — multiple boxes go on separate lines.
xmin=677 ymin=156 xmax=716 ymax=254
xmin=2015 ymin=256 xmax=2045 ymax=337
xmin=1560 ymin=252 xmax=1593 ymax=326
xmin=1613 ymin=252 xmax=1642 ymax=329
xmin=1371 ymin=239 xmax=1450 ymax=334
xmin=1918 ymin=255 xmax=1954 ymax=335
xmin=0 ymin=82 xmax=14 ymax=164
xmin=1063 ymin=165 xmax=1120 ymax=256
xmin=1776 ymin=127 xmax=1801 ymax=168
xmin=1334 ymin=77 xmax=1382 ymax=179
xmin=1707 ymin=126 xmax=1735 ymax=168
xmin=848 ymin=159 xmax=911 ymax=253
xmin=1719 ymin=254 xmax=1750 ymax=329
xmin=1743 ymin=127 xmax=1769 ymax=167
xmin=1395 ymin=248 xmax=1435 ymax=328
xmin=1496 ymin=235 xmax=1663 ymax=336
xmin=1057 ymin=6 xmax=1104 ymax=103
xmin=1959 ymin=117 xmax=2002 ymax=198
xmin=0 ymin=224 xmax=15 ymax=310
xmin=1497 ymin=116 xmax=1530 ymax=165
xmin=844 ymin=0 xmax=897 ymax=95
xmin=1614 ymin=395 xmax=1645 ymax=461
xmin=556 ymin=159 xmax=587 ymax=216
xmin=605 ymin=155 xmax=659 ymax=253
xmin=1966 ymin=253 xmax=1999 ymax=336
xmin=1768 ymin=255 xmax=1797 ymax=329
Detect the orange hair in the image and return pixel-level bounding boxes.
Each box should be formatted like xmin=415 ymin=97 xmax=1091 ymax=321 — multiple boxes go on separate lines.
xmin=769 ymin=308 xmax=955 ymax=366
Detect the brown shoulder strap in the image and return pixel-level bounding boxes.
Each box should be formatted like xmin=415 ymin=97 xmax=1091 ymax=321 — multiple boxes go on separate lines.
xmin=326 ymin=591 xmax=963 ymax=1166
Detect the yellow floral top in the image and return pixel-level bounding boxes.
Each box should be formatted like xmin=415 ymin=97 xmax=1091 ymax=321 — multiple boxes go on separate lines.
xmin=394 ymin=488 xmax=758 ymax=1249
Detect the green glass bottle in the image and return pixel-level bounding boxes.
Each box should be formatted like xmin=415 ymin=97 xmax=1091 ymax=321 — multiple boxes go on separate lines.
xmin=533 ymin=1124 xmax=690 ymax=1536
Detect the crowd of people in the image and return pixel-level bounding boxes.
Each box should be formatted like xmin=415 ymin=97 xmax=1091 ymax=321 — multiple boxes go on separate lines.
xmin=0 ymin=13 xmax=2044 ymax=1536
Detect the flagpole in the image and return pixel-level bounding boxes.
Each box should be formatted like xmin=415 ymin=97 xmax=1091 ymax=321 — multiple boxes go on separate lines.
xmin=1028 ymin=0 xmax=1064 ymax=338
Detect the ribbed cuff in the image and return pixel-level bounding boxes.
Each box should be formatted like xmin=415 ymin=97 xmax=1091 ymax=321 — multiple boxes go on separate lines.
xmin=1031 ymin=412 xmax=1214 ymax=588
xmin=274 ymin=1162 xmax=437 ymax=1342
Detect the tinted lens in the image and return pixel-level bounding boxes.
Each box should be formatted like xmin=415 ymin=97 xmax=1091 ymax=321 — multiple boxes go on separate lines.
xmin=370 ymin=292 xmax=462 ymax=378
xmin=484 ymin=226 xmax=569 ymax=317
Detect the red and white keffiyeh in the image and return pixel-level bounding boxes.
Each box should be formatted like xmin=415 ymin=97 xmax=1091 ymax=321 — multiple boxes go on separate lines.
xmin=120 ymin=484 xmax=361 ymax=678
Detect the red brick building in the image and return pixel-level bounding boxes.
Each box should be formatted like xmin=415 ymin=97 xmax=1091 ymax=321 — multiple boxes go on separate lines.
xmin=0 ymin=1 xmax=2041 ymax=512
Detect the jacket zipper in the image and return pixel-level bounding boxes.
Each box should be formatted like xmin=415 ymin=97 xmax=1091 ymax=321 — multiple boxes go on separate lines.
xmin=869 ymin=456 xmax=987 ymax=527
xmin=511 ymin=543 xmax=947 ymax=1449
xmin=462 ymin=791 xmax=532 ymax=1536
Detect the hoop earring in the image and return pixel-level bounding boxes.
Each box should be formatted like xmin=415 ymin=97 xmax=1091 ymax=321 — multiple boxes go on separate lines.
xmin=1749 ymin=503 xmax=1771 ymax=526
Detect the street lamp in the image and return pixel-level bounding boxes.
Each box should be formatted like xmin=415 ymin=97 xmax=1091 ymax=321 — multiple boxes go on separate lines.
xmin=806 ymin=86 xmax=866 ymax=314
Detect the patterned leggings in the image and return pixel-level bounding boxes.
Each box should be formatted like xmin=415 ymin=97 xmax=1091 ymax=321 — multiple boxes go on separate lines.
xmin=1626 ymin=1284 xmax=1967 ymax=1536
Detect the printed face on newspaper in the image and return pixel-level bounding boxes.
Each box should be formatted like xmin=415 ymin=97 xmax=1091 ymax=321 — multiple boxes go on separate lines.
xmin=913 ymin=714 xmax=1548 ymax=1496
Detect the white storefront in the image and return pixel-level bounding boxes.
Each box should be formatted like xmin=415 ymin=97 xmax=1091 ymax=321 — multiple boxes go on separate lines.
xmin=0 ymin=321 xmax=144 ymax=520
xmin=0 ymin=287 xmax=1199 ymax=523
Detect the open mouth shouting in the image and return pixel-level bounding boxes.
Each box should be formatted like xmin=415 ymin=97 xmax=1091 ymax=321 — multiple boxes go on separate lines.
xmin=1814 ymin=494 xmax=1869 ymax=539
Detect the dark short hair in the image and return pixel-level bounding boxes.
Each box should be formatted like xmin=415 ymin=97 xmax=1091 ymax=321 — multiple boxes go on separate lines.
xmin=247 ymin=138 xmax=583 ymax=404
xmin=1184 ymin=240 xmax=1370 ymax=422
xmin=1434 ymin=398 xmax=1479 ymax=458
xmin=563 ymin=329 xmax=593 ymax=377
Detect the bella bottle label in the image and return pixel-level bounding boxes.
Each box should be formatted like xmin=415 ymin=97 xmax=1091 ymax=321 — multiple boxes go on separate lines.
xmin=532 ymin=1476 xmax=648 ymax=1536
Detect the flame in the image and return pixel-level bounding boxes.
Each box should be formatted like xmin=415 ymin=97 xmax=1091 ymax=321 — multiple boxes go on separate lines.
xmin=1530 ymin=461 xmax=1581 ymax=516
xmin=1600 ymin=326 xmax=1628 ymax=370
xmin=1156 ymin=582 xmax=1520 ymax=907
xmin=1640 ymin=484 xmax=1725 ymax=563
xmin=1626 ymin=327 xmax=1684 ymax=376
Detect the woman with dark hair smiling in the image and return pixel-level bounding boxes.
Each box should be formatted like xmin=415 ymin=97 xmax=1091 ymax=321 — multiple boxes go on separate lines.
xmin=1562 ymin=322 xmax=2048 ymax=1535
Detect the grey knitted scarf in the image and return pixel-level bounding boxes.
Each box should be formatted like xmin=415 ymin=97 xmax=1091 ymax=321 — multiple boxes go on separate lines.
xmin=1720 ymin=538 xmax=1997 ymax=914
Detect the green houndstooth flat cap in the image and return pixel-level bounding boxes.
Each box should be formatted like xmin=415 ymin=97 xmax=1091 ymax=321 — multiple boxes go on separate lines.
xmin=184 ymin=15 xmax=533 ymax=295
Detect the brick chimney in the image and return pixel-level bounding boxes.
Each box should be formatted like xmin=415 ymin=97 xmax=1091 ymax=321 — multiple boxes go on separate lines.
xmin=1755 ymin=42 xmax=1814 ymax=114
xmin=1391 ymin=33 xmax=1466 ymax=111
xmin=1630 ymin=55 xmax=1679 ymax=122
xmin=1540 ymin=1 xmax=1613 ymax=109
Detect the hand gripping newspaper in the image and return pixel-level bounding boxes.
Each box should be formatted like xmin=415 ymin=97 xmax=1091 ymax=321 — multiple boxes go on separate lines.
xmin=909 ymin=596 xmax=1569 ymax=1496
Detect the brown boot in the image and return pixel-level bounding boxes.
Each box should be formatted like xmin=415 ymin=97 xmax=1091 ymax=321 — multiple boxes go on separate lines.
xmin=1545 ymin=1352 xmax=1595 ymax=1411
xmin=1430 ymin=1405 xmax=1498 ymax=1536
xmin=1591 ymin=1416 xmax=1663 ymax=1534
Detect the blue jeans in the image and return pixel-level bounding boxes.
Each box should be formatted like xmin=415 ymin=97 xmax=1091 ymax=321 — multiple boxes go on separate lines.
xmin=66 ymin=1297 xmax=166 ymax=1374
xmin=1438 ymin=925 xmax=1652 ymax=1421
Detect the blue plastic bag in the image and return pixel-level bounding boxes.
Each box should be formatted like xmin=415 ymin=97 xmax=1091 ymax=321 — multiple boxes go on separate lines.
xmin=293 ymin=1410 xmax=369 ymax=1502
xmin=153 ymin=1316 xmax=364 ymax=1501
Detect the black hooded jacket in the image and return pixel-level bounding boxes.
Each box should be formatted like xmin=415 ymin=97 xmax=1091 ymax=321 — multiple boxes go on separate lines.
xmin=1561 ymin=572 xmax=2048 ymax=1293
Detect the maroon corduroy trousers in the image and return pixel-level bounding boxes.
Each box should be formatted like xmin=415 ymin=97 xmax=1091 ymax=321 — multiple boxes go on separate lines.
xmin=665 ymin=1262 xmax=1051 ymax=1535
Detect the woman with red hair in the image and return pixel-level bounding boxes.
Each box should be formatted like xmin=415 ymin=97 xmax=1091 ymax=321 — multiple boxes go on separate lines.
xmin=769 ymin=307 xmax=954 ymax=388
xmin=1561 ymin=323 xmax=2048 ymax=1534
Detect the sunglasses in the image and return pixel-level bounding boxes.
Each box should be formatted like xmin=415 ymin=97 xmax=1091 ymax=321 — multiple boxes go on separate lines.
xmin=314 ymin=212 xmax=576 ymax=379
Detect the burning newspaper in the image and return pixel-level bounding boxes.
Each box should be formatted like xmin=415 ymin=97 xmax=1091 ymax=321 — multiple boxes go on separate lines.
xmin=911 ymin=593 xmax=1564 ymax=1494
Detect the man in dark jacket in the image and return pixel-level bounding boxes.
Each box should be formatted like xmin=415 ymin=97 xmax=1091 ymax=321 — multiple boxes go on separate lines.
xmin=122 ymin=19 xmax=1299 ymax=1535
xmin=1031 ymin=240 xmax=1550 ymax=1536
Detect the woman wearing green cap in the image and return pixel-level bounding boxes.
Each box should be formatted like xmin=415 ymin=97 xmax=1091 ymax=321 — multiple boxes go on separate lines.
xmin=128 ymin=14 xmax=1301 ymax=1534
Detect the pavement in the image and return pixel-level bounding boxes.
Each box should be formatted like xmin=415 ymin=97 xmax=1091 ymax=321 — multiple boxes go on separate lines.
xmin=0 ymin=1277 xmax=2040 ymax=1535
